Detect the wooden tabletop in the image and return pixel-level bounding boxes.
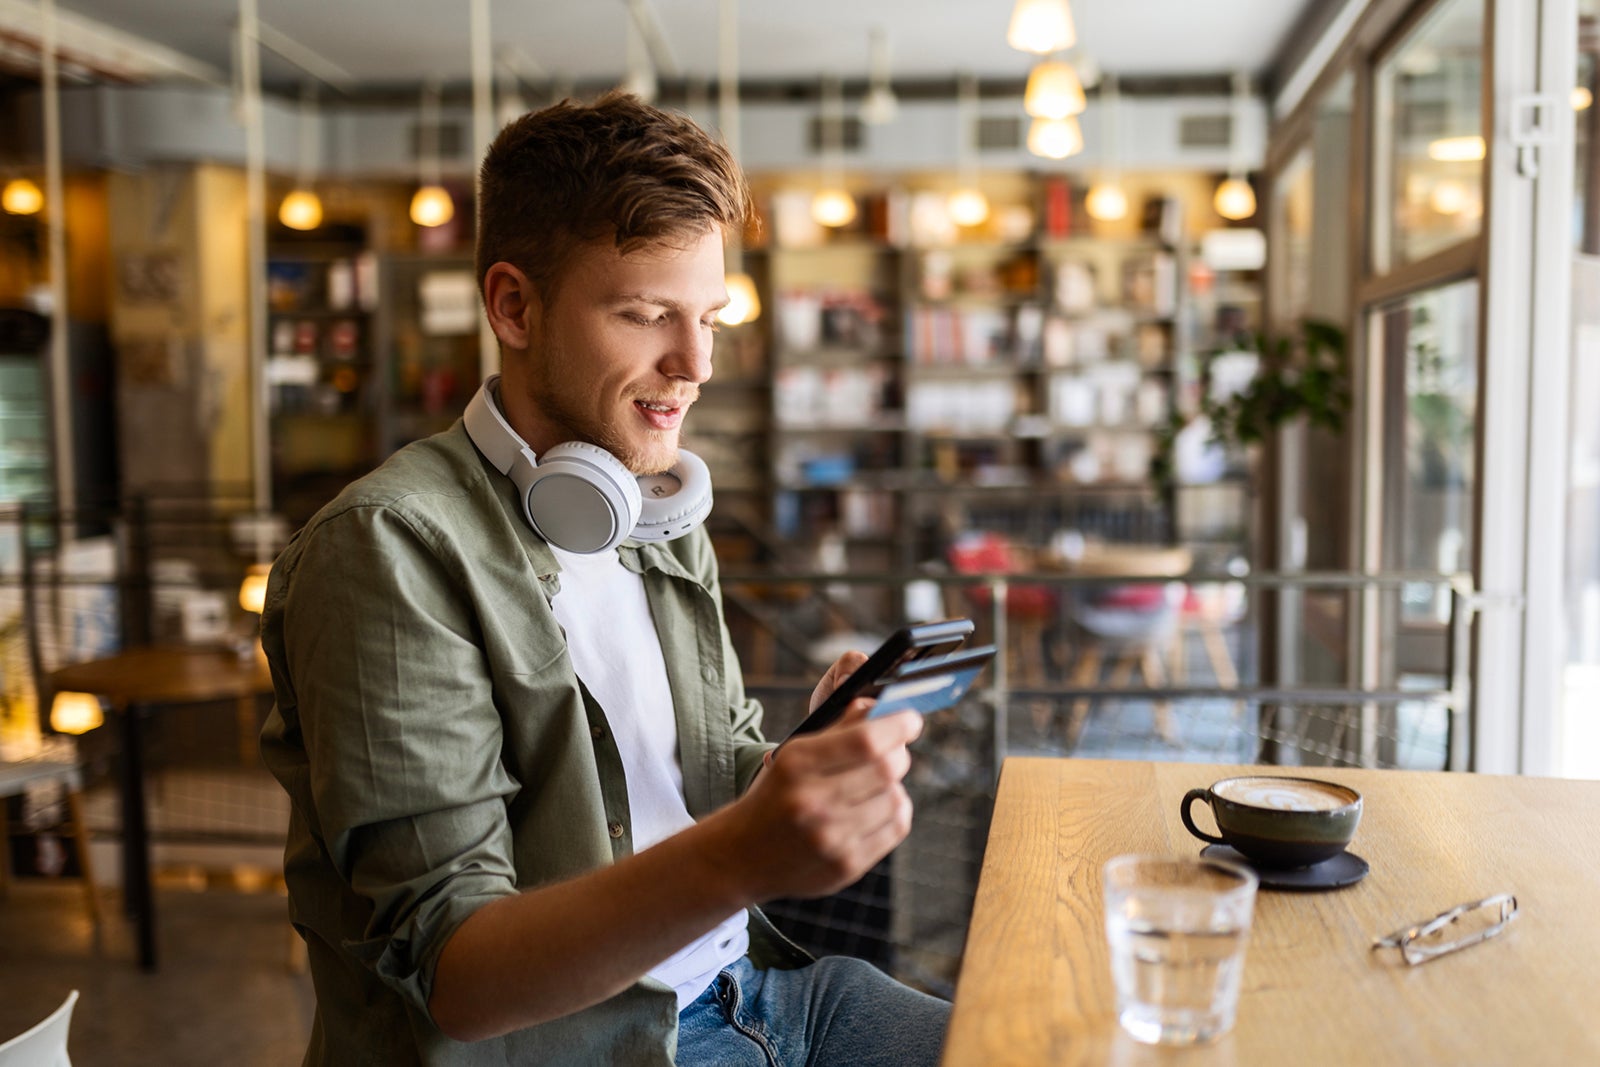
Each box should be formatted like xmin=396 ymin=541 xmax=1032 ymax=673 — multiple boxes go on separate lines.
xmin=942 ymin=758 xmax=1600 ymax=1066
xmin=49 ymin=643 xmax=273 ymax=706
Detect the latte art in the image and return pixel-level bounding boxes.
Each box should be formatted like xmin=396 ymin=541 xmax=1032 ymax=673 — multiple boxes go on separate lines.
xmin=1213 ymin=777 xmax=1356 ymax=812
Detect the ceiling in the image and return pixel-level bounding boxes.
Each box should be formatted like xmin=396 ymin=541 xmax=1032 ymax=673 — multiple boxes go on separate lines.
xmin=49 ymin=0 xmax=1319 ymax=96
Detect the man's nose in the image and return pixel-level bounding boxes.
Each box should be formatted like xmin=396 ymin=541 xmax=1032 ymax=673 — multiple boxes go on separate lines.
xmin=662 ymin=321 xmax=714 ymax=384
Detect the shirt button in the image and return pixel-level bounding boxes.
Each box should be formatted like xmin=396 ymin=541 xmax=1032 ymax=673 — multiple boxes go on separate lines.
xmin=701 ymin=664 xmax=717 ymax=684
xmin=591 ymin=724 xmax=604 ymax=740
xmin=608 ymin=821 xmax=625 ymax=839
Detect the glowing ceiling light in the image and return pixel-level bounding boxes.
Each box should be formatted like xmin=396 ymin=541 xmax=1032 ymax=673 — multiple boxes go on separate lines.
xmin=718 ymin=271 xmax=761 ymax=326
xmin=1085 ymin=182 xmax=1129 ymax=222
xmin=1427 ymin=135 xmax=1486 ymax=162
xmin=2 ymin=178 xmax=44 ymax=215
xmin=811 ymin=188 xmax=858 ymax=228
xmin=1574 ymin=86 xmax=1593 ymax=111
xmin=1007 ymin=0 xmax=1075 ymax=55
xmin=1213 ymin=176 xmax=1256 ymax=220
xmin=410 ymin=185 xmax=456 ymax=228
xmin=1024 ymin=59 xmax=1086 ymax=120
xmin=1429 ymin=179 xmax=1471 ymax=216
xmin=947 ymin=188 xmax=990 ymax=227
xmin=1027 ymin=115 xmax=1083 ymax=160
xmin=278 ymin=189 xmax=323 ymax=231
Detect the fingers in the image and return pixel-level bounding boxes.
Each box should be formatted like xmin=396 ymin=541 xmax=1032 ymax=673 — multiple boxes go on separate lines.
xmin=809 ymin=650 xmax=870 ymax=713
xmin=784 ymin=706 xmax=922 ymax=778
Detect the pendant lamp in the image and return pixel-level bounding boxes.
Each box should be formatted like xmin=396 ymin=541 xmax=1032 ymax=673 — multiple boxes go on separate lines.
xmin=1028 ymin=115 xmax=1083 ymax=160
xmin=716 ymin=0 xmax=760 ymax=325
xmin=811 ymin=75 xmax=856 ymax=228
xmin=411 ymin=82 xmax=455 ymax=228
xmin=1213 ymin=71 xmax=1256 ymax=220
xmin=1084 ymin=74 xmax=1128 ymax=222
xmin=947 ymin=74 xmax=989 ymax=227
xmin=1024 ymin=59 xmax=1086 ymax=120
xmin=278 ymin=83 xmax=323 ymax=231
xmin=860 ymin=26 xmax=898 ymax=126
xmin=1007 ymin=0 xmax=1075 ymax=56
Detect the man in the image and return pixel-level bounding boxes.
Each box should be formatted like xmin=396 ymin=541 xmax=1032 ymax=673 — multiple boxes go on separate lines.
xmin=259 ymin=91 xmax=950 ymax=1065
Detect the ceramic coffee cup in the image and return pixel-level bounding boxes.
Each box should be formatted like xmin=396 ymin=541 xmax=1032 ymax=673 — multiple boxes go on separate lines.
xmin=1180 ymin=775 xmax=1362 ymax=869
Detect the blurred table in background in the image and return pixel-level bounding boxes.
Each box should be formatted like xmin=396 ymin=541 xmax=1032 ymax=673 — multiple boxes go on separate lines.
xmin=50 ymin=643 xmax=273 ymax=971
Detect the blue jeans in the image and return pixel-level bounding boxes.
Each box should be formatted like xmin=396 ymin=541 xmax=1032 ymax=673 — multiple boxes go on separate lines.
xmin=675 ymin=955 xmax=950 ymax=1066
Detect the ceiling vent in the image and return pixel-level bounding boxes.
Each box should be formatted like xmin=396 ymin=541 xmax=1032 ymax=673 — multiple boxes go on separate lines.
xmin=1179 ymin=114 xmax=1232 ymax=149
xmin=410 ymin=120 xmax=464 ymax=160
xmin=807 ymin=115 xmax=864 ymax=154
xmin=976 ymin=116 xmax=1022 ymax=152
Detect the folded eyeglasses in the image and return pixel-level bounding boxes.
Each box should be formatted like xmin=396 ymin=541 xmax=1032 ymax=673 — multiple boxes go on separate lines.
xmin=1371 ymin=893 xmax=1519 ymax=966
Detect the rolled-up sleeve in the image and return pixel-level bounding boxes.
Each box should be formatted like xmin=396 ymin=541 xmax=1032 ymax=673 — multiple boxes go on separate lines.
xmin=283 ymin=503 xmax=519 ymax=1013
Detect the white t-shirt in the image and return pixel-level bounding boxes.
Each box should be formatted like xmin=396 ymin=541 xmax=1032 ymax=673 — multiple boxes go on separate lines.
xmin=547 ymin=544 xmax=749 ymax=1009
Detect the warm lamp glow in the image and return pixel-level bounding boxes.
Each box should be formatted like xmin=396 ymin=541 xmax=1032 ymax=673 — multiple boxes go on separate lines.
xmin=50 ymin=691 xmax=103 ymax=735
xmin=947 ymin=188 xmax=991 ymax=227
xmin=718 ymin=271 xmax=762 ymax=326
xmin=1429 ymin=179 xmax=1471 ymax=216
xmin=1024 ymin=60 xmax=1086 ymax=119
xmin=1427 ymin=135 xmax=1486 ymax=162
xmin=278 ymin=189 xmax=323 ymax=230
xmin=410 ymin=184 xmax=455 ymax=227
xmin=811 ymin=188 xmax=858 ymax=228
xmin=1027 ymin=115 xmax=1083 ymax=160
xmin=239 ymin=565 xmax=271 ymax=615
xmin=2 ymin=178 xmax=44 ymax=215
xmin=1574 ymin=86 xmax=1594 ymax=111
xmin=1213 ymin=176 xmax=1257 ymax=220
xmin=1007 ymin=0 xmax=1075 ymax=55
xmin=1084 ymin=182 xmax=1129 ymax=222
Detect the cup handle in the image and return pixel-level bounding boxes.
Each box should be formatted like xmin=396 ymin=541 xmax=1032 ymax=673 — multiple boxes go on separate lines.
xmin=1181 ymin=789 xmax=1226 ymax=845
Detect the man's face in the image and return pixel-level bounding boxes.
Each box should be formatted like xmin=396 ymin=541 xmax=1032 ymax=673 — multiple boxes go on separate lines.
xmin=517 ymin=228 xmax=727 ymax=475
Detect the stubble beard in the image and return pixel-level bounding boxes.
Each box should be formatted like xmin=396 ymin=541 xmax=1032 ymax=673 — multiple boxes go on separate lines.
xmin=530 ymin=360 xmax=681 ymax=477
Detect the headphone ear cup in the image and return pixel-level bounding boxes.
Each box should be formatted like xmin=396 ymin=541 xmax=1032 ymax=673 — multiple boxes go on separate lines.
xmin=632 ymin=449 xmax=714 ymax=543
xmin=522 ymin=442 xmax=643 ymax=554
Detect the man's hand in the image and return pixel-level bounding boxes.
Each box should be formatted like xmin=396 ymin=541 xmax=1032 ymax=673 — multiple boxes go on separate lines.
xmin=708 ymin=651 xmax=924 ymax=902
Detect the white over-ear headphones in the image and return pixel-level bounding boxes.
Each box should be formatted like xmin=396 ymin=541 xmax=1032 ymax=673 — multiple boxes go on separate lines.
xmin=463 ymin=375 xmax=713 ymax=554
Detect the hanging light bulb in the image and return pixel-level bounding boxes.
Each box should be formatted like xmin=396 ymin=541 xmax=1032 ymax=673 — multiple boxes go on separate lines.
xmin=410 ymin=185 xmax=456 ymax=227
xmin=1085 ymin=183 xmax=1128 ymax=222
xmin=278 ymin=189 xmax=323 ymax=230
xmin=718 ymin=0 xmax=761 ymax=323
xmin=412 ymin=81 xmax=455 ymax=228
xmin=860 ymin=27 xmax=898 ymax=125
xmin=1213 ymin=176 xmax=1256 ymax=220
xmin=2 ymin=178 xmax=44 ymax=215
xmin=811 ymin=188 xmax=858 ymax=228
xmin=1007 ymin=0 xmax=1075 ymax=55
xmin=1028 ymin=115 xmax=1083 ymax=160
xmin=1574 ymin=86 xmax=1594 ymax=111
xmin=812 ymin=74 xmax=856 ymax=228
xmin=277 ymin=84 xmax=323 ymax=231
xmin=1212 ymin=72 xmax=1255 ymax=220
xmin=947 ymin=188 xmax=990 ymax=227
xmin=1024 ymin=59 xmax=1086 ymax=120
xmin=50 ymin=691 xmax=104 ymax=735
xmin=1084 ymin=74 xmax=1127 ymax=222
xmin=1429 ymin=179 xmax=1471 ymax=216
xmin=718 ymin=271 xmax=761 ymax=326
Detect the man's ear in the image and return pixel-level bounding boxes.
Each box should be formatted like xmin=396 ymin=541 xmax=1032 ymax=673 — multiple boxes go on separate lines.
xmin=482 ymin=262 xmax=539 ymax=351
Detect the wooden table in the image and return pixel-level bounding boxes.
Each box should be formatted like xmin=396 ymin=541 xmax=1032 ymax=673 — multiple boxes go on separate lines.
xmin=943 ymin=758 xmax=1600 ymax=1065
xmin=50 ymin=643 xmax=274 ymax=972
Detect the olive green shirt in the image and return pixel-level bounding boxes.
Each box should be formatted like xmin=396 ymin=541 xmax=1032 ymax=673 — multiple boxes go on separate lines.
xmin=259 ymin=422 xmax=802 ymax=1066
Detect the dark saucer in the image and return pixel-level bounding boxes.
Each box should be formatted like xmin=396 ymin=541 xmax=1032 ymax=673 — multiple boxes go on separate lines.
xmin=1200 ymin=843 xmax=1370 ymax=891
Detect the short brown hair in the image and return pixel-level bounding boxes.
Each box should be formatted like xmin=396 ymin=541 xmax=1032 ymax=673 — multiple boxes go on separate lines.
xmin=476 ymin=91 xmax=752 ymax=303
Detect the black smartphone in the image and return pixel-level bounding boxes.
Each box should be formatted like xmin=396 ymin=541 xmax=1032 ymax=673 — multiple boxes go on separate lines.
xmin=782 ymin=618 xmax=975 ymax=743
xmin=866 ymin=644 xmax=997 ymax=720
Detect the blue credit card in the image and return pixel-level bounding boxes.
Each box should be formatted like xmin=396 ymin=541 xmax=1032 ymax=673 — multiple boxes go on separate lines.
xmin=868 ymin=648 xmax=993 ymax=718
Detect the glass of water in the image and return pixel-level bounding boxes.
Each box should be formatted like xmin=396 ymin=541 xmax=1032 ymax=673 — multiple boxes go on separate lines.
xmin=1103 ymin=854 xmax=1259 ymax=1046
